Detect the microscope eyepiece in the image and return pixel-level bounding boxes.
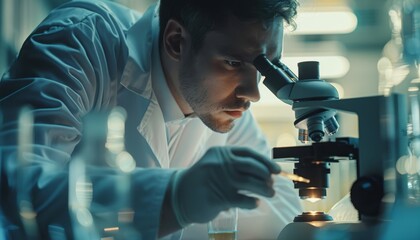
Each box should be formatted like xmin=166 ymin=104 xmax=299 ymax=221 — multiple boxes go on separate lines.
xmin=253 ymin=54 xmax=274 ymax=76
xmin=253 ymin=54 xmax=294 ymax=98
xmin=297 ymin=61 xmax=320 ymax=80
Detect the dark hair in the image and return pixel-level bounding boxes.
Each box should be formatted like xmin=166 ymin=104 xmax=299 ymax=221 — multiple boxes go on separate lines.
xmin=158 ymin=0 xmax=299 ymax=51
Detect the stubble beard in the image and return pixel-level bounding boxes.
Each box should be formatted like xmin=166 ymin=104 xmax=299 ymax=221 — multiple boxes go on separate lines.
xmin=179 ymin=70 xmax=235 ymax=133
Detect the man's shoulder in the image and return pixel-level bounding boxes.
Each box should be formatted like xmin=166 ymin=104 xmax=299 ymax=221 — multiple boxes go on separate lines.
xmin=45 ymin=0 xmax=141 ymax=31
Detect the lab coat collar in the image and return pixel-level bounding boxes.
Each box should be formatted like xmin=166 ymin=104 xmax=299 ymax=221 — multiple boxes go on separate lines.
xmin=150 ymin=27 xmax=185 ymax=123
xmin=121 ymin=3 xmax=187 ymax=123
xmin=120 ymin=4 xmax=157 ymax=98
xmin=119 ymin=4 xmax=171 ymax=168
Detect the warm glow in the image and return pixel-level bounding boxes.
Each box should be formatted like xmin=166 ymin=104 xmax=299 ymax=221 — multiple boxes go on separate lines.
xmin=104 ymin=227 xmax=119 ymax=232
xmin=306 ymin=197 xmax=322 ymax=203
xmin=408 ymin=86 xmax=419 ymax=92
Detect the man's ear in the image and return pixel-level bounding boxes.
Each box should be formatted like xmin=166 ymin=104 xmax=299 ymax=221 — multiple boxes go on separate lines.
xmin=162 ymin=19 xmax=189 ymax=62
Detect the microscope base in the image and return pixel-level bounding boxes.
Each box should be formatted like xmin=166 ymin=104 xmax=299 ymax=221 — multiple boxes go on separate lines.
xmin=277 ymin=221 xmax=383 ymax=240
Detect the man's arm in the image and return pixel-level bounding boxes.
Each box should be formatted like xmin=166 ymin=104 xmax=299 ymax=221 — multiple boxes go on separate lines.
xmin=0 ymin=4 xmax=167 ymax=238
xmin=158 ymin=146 xmax=282 ymax=238
xmin=158 ymin=173 xmax=182 ymax=237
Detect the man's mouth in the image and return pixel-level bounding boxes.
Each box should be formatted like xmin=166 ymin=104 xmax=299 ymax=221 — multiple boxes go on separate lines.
xmin=224 ymin=110 xmax=243 ymax=118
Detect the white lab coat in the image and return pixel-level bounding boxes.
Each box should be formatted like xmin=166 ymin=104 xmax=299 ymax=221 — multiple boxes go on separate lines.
xmin=0 ymin=1 xmax=301 ymax=239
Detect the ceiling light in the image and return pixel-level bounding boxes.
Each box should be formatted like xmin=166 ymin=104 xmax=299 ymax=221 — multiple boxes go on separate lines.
xmin=290 ymin=9 xmax=358 ymax=35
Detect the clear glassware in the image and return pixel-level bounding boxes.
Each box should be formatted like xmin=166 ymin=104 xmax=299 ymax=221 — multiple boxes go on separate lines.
xmin=208 ymin=208 xmax=238 ymax=240
xmin=407 ymin=90 xmax=420 ymax=204
xmin=69 ymin=107 xmax=141 ymax=239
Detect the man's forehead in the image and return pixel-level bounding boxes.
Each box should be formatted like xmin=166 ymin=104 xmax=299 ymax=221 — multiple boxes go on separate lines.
xmin=207 ymin=32 xmax=283 ymax=61
xmin=205 ymin=17 xmax=284 ymax=60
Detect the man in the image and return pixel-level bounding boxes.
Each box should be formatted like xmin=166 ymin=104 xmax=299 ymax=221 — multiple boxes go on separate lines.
xmin=0 ymin=0 xmax=301 ymax=239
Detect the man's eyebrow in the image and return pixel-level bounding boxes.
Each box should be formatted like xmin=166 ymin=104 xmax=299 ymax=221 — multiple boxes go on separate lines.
xmin=220 ymin=51 xmax=254 ymax=64
xmin=232 ymin=48 xmax=257 ymax=58
xmin=219 ymin=45 xmax=260 ymax=60
xmin=219 ymin=46 xmax=281 ymax=64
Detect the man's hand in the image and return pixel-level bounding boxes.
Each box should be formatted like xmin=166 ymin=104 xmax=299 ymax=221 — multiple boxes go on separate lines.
xmin=171 ymin=146 xmax=281 ymax=226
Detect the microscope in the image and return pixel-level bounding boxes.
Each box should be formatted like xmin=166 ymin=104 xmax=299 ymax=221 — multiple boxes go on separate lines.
xmin=253 ymin=55 xmax=408 ymax=239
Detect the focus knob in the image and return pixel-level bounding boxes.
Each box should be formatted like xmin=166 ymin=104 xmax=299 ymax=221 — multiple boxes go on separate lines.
xmin=350 ymin=176 xmax=384 ymax=217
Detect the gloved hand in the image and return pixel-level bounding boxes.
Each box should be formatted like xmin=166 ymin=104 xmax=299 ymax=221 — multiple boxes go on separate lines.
xmin=170 ymin=146 xmax=281 ymax=227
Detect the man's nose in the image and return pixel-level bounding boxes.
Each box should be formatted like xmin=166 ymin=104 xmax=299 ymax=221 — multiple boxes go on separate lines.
xmin=235 ymin=70 xmax=261 ymax=103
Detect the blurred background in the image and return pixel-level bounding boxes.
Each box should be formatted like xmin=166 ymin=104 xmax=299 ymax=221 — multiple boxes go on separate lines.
xmin=0 ymin=0 xmax=414 ymax=215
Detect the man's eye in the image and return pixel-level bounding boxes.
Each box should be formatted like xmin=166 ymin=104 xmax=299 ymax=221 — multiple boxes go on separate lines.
xmin=224 ymin=60 xmax=241 ymax=68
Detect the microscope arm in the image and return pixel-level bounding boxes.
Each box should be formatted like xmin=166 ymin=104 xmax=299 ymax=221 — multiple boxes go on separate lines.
xmin=294 ymin=94 xmax=408 ymax=219
xmin=292 ymin=94 xmax=407 ymax=179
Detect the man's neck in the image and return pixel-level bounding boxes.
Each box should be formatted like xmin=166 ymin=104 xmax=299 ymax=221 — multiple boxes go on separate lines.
xmin=160 ymin=46 xmax=194 ymax=116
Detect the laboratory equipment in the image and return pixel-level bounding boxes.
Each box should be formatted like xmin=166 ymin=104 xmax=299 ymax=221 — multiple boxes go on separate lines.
xmin=70 ymin=108 xmax=141 ymax=239
xmin=1 ymin=107 xmax=141 ymax=239
xmin=378 ymin=0 xmax=420 ymax=239
xmin=273 ymin=138 xmax=359 ymax=222
xmin=207 ymin=208 xmax=238 ymax=240
xmin=254 ymin=56 xmax=340 ymax=143
xmin=254 ymin=55 xmax=409 ymax=239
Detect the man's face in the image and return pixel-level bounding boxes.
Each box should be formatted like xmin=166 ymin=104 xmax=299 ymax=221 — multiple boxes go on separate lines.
xmin=179 ymin=16 xmax=284 ymax=133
